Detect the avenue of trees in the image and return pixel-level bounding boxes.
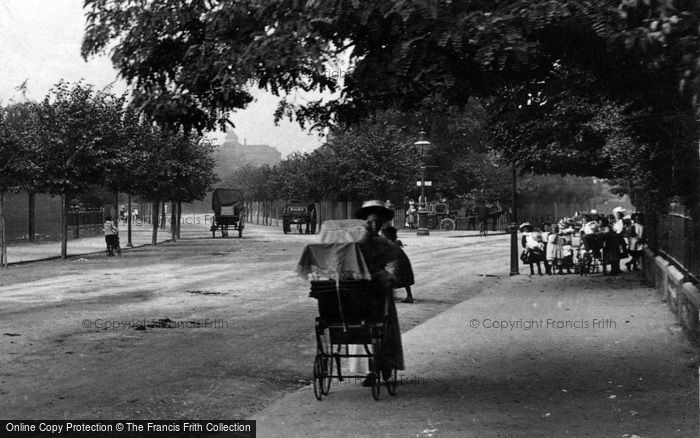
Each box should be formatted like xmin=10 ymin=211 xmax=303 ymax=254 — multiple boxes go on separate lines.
xmin=219 ymin=105 xmax=610 ymax=212
xmin=0 ymin=81 xmax=218 ymax=264
xmin=82 ymin=0 xmax=700 ymax=217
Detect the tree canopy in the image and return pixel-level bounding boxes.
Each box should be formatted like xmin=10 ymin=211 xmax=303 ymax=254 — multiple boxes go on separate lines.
xmin=82 ymin=0 xmax=700 ymax=207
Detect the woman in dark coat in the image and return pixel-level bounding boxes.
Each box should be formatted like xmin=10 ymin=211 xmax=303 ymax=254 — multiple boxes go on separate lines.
xmin=601 ymin=218 xmax=624 ymax=276
xmin=354 ymin=201 xmax=406 ymax=384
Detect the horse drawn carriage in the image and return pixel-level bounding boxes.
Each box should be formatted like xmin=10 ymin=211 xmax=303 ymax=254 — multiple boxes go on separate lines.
xmin=407 ymin=198 xmax=503 ymax=231
xmin=425 ymin=201 xmax=458 ymax=231
xmin=282 ymin=200 xmax=317 ymax=234
xmin=210 ymin=188 xmax=245 ymax=238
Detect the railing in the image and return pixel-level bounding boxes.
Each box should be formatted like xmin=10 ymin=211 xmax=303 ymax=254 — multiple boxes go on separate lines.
xmin=67 ymin=210 xmax=104 ymax=226
xmin=648 ymin=203 xmax=699 ymax=283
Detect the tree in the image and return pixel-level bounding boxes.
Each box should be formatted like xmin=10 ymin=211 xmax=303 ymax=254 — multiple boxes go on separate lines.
xmin=82 ymin=1 xmax=699 ymax=209
xmin=35 ymin=81 xmax=124 ymax=259
xmin=82 ymin=0 xmax=337 ymax=132
xmin=0 ymin=101 xmax=40 ymax=266
xmin=166 ymin=133 xmax=219 ymax=239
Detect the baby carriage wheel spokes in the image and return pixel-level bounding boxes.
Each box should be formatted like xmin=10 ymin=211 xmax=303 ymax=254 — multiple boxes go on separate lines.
xmin=313 ymin=354 xmax=331 ymax=400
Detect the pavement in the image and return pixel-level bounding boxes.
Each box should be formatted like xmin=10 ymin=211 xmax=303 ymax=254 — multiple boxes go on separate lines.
xmin=253 ymin=270 xmax=699 ymax=437
xmin=2 ymin=225 xmax=174 ymax=264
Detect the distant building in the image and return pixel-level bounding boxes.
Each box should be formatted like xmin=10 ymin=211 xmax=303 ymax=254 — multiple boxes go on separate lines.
xmin=215 ymin=131 xmax=281 ymax=170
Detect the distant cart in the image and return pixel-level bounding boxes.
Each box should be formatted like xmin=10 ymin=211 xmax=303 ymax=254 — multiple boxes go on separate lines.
xmin=282 ymin=200 xmax=317 ymax=234
xmin=210 ymin=188 xmax=245 ymax=238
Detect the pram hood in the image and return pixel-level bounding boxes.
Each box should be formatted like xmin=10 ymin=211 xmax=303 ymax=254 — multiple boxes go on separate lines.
xmin=297 ymin=220 xmax=373 ymax=281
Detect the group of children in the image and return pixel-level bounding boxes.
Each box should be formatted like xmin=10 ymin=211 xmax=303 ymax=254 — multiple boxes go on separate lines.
xmin=519 ymin=208 xmax=645 ymax=276
xmin=520 ymin=222 xmax=578 ymax=275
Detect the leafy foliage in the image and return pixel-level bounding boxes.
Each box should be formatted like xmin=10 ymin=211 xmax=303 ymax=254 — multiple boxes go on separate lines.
xmin=0 ymin=102 xmax=40 ymax=193
xmin=34 ymin=81 xmax=122 ymax=196
xmin=82 ymin=0 xmax=338 ymax=132
xmin=82 ymin=0 xmax=700 ymax=208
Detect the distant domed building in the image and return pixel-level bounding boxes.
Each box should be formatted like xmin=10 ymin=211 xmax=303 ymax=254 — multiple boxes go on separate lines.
xmin=216 ymin=131 xmax=281 ymax=169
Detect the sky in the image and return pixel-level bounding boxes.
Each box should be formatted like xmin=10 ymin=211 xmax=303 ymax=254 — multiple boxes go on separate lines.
xmin=0 ymin=0 xmax=326 ymax=156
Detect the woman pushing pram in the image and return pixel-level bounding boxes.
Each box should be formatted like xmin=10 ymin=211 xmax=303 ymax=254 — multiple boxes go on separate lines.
xmin=297 ymin=200 xmax=405 ymax=399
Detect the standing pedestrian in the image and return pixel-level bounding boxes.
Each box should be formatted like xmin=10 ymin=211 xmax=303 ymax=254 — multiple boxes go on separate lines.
xmin=477 ymin=200 xmax=490 ymax=236
xmin=382 ymin=226 xmax=415 ymax=303
xmin=545 ymin=224 xmax=559 ymax=275
xmin=626 ymin=213 xmax=645 ymax=271
xmin=406 ymin=201 xmax=417 ymax=228
xmin=601 ymin=218 xmax=623 ymax=275
xmin=520 ymin=223 xmax=544 ymax=275
xmin=102 ymin=216 xmax=120 ymax=257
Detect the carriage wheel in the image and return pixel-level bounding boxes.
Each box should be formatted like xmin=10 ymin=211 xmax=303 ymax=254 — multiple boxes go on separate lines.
xmin=314 ymin=319 xmax=333 ymax=396
xmin=439 ymin=218 xmax=456 ymax=231
xmin=313 ymin=354 xmax=331 ymax=400
xmin=322 ymin=354 xmax=333 ymax=395
xmin=369 ymin=338 xmax=382 ymax=400
xmin=370 ymin=367 xmax=381 ymax=401
xmin=385 ymin=367 xmax=398 ymax=396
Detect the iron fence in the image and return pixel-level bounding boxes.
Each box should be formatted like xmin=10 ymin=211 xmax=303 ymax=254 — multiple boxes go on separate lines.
xmin=648 ymin=203 xmax=700 ymax=282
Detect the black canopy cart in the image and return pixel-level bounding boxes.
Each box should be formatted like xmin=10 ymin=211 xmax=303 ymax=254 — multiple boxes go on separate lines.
xmin=282 ymin=200 xmax=317 ymax=234
xmin=210 ymin=188 xmax=245 ymax=238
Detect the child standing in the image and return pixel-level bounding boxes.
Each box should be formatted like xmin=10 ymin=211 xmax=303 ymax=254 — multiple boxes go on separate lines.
xmin=103 ymin=216 xmax=121 ymax=257
xmin=382 ymin=226 xmax=415 ymax=303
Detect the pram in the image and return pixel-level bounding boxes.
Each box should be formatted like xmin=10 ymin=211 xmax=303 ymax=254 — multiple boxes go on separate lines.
xmin=309 ymin=279 xmax=398 ymax=400
xmin=297 ymin=220 xmax=400 ymax=401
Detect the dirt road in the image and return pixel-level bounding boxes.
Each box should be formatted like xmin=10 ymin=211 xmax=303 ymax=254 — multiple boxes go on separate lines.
xmin=0 ymin=221 xmax=503 ymax=420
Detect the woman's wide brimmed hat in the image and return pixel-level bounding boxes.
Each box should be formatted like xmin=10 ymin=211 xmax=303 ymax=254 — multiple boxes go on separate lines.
xmin=355 ymin=200 xmax=394 ymax=222
xmin=518 ymin=222 xmax=531 ymax=231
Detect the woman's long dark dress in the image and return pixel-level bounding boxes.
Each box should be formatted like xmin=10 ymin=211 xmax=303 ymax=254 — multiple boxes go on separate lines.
xmin=360 ymin=235 xmax=405 ymax=371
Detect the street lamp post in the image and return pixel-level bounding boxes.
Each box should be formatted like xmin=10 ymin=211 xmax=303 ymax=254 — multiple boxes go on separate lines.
xmin=415 ymin=131 xmax=432 ymax=236
xmin=509 ymin=165 xmax=520 ymax=276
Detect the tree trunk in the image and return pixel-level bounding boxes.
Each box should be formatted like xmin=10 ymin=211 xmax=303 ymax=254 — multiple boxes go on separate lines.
xmin=28 ymin=192 xmax=35 ymax=242
xmin=177 ymin=201 xmax=182 ymax=239
xmin=160 ymin=202 xmax=166 ymax=229
xmin=0 ymin=191 xmax=6 ymax=267
xmin=114 ymin=191 xmax=119 ymax=225
xmin=61 ymin=193 xmax=68 ymax=259
xmin=151 ymin=200 xmax=159 ymax=245
xmin=127 ymin=194 xmax=133 ymax=248
xmin=74 ymin=202 xmax=80 ymax=239
xmin=171 ymin=201 xmax=177 ymax=241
